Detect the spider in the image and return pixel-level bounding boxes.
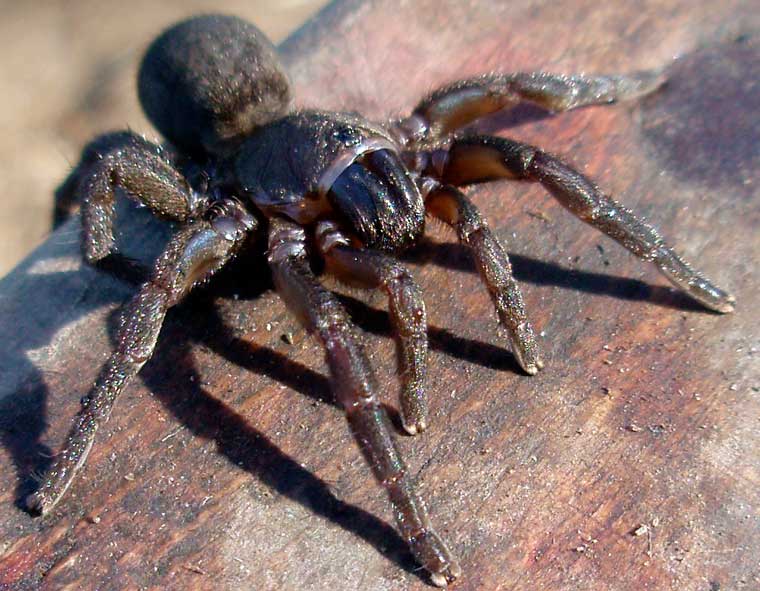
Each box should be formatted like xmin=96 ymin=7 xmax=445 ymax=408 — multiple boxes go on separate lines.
xmin=28 ymin=14 xmax=734 ymax=587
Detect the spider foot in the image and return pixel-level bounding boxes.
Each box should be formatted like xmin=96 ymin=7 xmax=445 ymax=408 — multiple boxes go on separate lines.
xmin=402 ymin=415 xmax=427 ymax=436
xmin=716 ymin=292 xmax=736 ymax=314
xmin=411 ymin=528 xmax=461 ymax=587
xmin=661 ymin=265 xmax=735 ymax=314
xmin=692 ymin=281 xmax=734 ymax=314
xmin=521 ymin=359 xmax=544 ymax=376
xmin=25 ymin=488 xmax=61 ymax=516
xmin=590 ymin=67 xmax=667 ymax=104
xmin=508 ymin=320 xmax=544 ymax=375
xmin=400 ymin=383 xmax=429 ymax=435
xmin=430 ymin=563 xmax=463 ymax=588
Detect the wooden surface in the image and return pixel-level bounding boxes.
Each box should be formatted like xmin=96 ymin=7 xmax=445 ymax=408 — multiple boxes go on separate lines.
xmin=1 ymin=1 xmax=758 ymax=589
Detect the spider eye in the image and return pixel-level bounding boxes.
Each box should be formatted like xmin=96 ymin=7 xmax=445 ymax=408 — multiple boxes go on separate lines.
xmin=331 ymin=128 xmax=361 ymax=146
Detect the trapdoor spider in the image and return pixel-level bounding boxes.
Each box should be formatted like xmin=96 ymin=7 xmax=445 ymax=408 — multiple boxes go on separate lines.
xmin=31 ymin=14 xmax=734 ymax=586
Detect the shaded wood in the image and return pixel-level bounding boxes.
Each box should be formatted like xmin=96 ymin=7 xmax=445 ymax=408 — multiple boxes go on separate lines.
xmin=1 ymin=1 xmax=758 ymax=589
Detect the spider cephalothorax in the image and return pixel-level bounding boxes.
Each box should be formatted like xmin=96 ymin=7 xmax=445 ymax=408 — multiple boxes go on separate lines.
xmin=34 ymin=14 xmax=734 ymax=587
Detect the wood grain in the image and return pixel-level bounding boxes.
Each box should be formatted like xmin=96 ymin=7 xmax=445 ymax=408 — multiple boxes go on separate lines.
xmin=1 ymin=1 xmax=758 ymax=590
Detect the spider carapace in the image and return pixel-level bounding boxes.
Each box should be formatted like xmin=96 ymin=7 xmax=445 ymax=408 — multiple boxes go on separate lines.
xmin=33 ymin=14 xmax=734 ymax=586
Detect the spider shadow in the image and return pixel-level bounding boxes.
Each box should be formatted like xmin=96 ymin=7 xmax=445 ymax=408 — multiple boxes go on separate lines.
xmin=339 ymin=293 xmax=523 ymax=374
xmin=3 ymin=200 xmax=704 ymax=580
xmin=2 ymin=203 xmax=179 ymax=510
xmin=1 ymin=243 xmax=421 ymax=580
xmin=4 ymin=225 xmax=701 ymax=514
xmin=403 ymin=238 xmax=708 ymax=314
xmin=0 ymin=255 xmax=137 ymax=511
xmin=3 ymin=378 xmax=56 ymax=509
xmin=137 ymin=292 xmax=421 ymax=579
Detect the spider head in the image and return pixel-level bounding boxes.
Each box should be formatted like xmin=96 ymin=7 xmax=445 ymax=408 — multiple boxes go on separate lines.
xmin=138 ymin=14 xmax=292 ymax=158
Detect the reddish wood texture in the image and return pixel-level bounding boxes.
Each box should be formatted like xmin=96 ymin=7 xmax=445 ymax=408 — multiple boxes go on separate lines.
xmin=1 ymin=1 xmax=758 ymax=590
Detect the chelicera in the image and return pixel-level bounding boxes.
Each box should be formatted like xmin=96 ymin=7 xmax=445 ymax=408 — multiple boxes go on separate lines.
xmin=31 ymin=14 xmax=734 ymax=586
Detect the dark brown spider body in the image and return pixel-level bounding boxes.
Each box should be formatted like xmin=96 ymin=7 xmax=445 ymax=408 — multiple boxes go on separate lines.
xmin=139 ymin=16 xmax=424 ymax=252
xmin=235 ymin=110 xmax=424 ymax=251
xmin=36 ymin=13 xmax=735 ymax=588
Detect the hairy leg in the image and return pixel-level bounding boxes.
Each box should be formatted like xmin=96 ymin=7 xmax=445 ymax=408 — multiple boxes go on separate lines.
xmin=315 ymin=221 xmax=429 ymax=434
xmin=425 ymin=184 xmax=542 ymax=374
xmin=268 ymin=217 xmax=459 ymax=586
xmin=57 ymin=131 xmax=207 ymax=264
xmin=397 ymin=70 xmax=664 ymax=143
xmin=437 ymin=135 xmax=734 ymax=312
xmin=27 ymin=203 xmax=254 ymax=515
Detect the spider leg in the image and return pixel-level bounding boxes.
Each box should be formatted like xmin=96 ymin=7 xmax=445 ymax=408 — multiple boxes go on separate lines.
xmin=399 ymin=70 xmax=664 ymax=143
xmin=26 ymin=203 xmax=255 ymax=515
xmin=268 ymin=217 xmax=460 ymax=587
xmin=58 ymin=131 xmax=207 ymax=264
xmin=315 ymin=221 xmax=429 ymax=435
xmin=424 ymin=184 xmax=542 ymax=374
xmin=437 ymin=135 xmax=735 ymax=312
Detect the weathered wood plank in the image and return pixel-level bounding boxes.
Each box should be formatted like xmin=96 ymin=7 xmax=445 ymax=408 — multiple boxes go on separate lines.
xmin=1 ymin=1 xmax=758 ymax=589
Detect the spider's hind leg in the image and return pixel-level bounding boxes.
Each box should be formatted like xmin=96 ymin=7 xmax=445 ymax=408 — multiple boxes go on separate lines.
xmin=437 ymin=135 xmax=734 ymax=313
xmin=58 ymin=130 xmax=206 ymax=266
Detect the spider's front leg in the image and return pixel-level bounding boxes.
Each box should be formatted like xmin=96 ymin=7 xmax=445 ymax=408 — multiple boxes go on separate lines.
xmin=268 ymin=217 xmax=460 ymax=587
xmin=398 ymin=70 xmax=664 ymax=143
xmin=27 ymin=203 xmax=255 ymax=515
xmin=434 ymin=135 xmax=735 ymax=312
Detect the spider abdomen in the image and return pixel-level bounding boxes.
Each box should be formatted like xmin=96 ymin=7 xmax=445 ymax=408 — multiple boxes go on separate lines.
xmin=138 ymin=15 xmax=292 ymax=157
